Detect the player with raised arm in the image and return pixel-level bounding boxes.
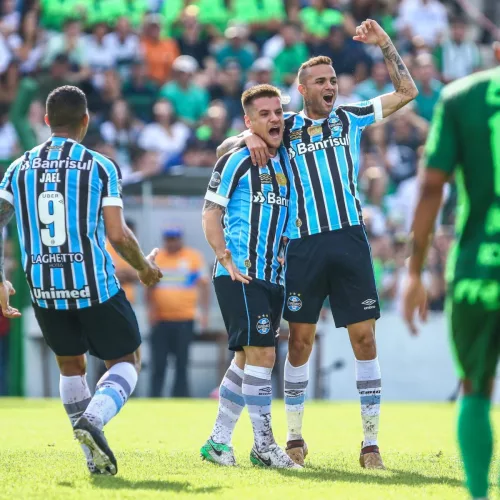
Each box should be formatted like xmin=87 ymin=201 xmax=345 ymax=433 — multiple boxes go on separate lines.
xmin=403 ymin=46 xmax=500 ymax=500
xmin=0 ymin=86 xmax=162 ymax=475
xmin=217 ymin=20 xmax=418 ymax=468
xmin=200 ymin=84 xmax=299 ymax=469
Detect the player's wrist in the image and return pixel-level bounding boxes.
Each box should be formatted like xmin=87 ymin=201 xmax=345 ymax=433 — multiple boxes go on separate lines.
xmin=378 ymin=36 xmax=391 ymax=48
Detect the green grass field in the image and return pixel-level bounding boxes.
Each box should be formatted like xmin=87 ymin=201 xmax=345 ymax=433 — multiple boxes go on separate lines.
xmin=1 ymin=399 xmax=499 ymax=499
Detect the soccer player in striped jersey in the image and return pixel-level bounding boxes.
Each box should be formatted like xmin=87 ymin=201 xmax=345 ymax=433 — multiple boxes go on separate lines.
xmin=218 ymin=19 xmax=418 ymax=468
xmin=200 ymin=84 xmax=299 ymax=469
xmin=0 ymin=86 xmax=162 ymax=475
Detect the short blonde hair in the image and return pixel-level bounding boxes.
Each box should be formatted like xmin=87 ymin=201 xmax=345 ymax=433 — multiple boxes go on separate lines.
xmin=298 ymin=56 xmax=333 ymax=84
xmin=241 ymin=84 xmax=281 ymax=113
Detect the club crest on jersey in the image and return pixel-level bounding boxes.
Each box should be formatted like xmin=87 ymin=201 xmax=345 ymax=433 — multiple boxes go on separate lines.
xmin=287 ymin=294 xmax=302 ymax=312
xmin=209 ymin=171 xmax=221 ymax=189
xmin=256 ymin=315 xmax=271 ymax=335
xmin=328 ymin=118 xmax=343 ymax=135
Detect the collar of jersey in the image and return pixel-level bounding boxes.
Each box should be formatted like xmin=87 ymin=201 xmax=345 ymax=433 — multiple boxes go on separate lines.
xmin=50 ymin=135 xmax=77 ymax=143
xmin=299 ymin=110 xmax=330 ymax=124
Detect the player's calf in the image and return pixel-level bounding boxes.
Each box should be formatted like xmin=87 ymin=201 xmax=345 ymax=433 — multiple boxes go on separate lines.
xmin=200 ymin=357 xmax=245 ymax=466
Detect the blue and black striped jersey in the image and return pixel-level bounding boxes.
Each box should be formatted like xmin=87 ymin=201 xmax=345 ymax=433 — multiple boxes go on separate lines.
xmin=0 ymin=136 xmax=123 ymax=309
xmin=283 ymin=98 xmax=383 ymax=239
xmin=205 ymin=146 xmax=290 ymax=285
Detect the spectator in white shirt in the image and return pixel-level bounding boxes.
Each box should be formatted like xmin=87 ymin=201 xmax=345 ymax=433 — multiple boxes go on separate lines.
xmin=86 ymin=22 xmax=117 ymax=88
xmin=0 ymin=104 xmax=19 ymax=161
xmin=436 ymin=15 xmax=481 ymax=83
xmin=138 ymin=99 xmax=191 ymax=169
xmin=396 ymin=0 xmax=449 ymax=47
xmin=104 ymin=17 xmax=141 ymax=79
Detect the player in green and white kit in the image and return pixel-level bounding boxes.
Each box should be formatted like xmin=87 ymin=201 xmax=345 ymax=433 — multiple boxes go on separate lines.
xmin=403 ymin=46 xmax=500 ymax=500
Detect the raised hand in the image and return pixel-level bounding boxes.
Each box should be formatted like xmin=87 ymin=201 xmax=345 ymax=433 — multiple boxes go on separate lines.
xmin=353 ymin=19 xmax=390 ymax=47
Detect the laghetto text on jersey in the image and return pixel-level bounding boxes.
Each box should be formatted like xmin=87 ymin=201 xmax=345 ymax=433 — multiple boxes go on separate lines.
xmin=205 ymin=146 xmax=290 ymax=285
xmin=283 ymin=99 xmax=382 ymax=239
xmin=0 ymin=137 xmax=123 ymax=309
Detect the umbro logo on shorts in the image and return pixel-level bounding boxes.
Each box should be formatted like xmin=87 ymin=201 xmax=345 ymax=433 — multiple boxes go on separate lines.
xmin=362 ymin=299 xmax=377 ymax=310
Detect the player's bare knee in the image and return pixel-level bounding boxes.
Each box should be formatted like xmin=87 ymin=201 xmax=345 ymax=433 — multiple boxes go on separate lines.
xmin=244 ymin=346 xmax=275 ymax=368
xmin=288 ymin=335 xmax=314 ymax=364
xmin=105 ymin=349 xmax=141 ymax=374
xmin=56 ymin=355 xmax=86 ymax=376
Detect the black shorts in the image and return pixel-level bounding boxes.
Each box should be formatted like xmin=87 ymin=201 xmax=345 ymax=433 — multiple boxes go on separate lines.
xmin=283 ymin=225 xmax=380 ymax=327
xmin=214 ymin=276 xmax=283 ymax=351
xmin=33 ymin=289 xmax=141 ymax=360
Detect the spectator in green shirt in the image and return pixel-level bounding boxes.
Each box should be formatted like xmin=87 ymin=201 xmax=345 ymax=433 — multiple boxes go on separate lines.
xmin=40 ymin=0 xmax=88 ymax=32
xmin=158 ymin=55 xmax=209 ymax=125
xmin=122 ymin=61 xmax=158 ymax=123
xmin=215 ymin=25 xmax=256 ymax=76
xmin=273 ymin=23 xmax=309 ymax=87
xmin=300 ymin=0 xmax=344 ymax=44
xmin=413 ymin=53 xmax=443 ymax=122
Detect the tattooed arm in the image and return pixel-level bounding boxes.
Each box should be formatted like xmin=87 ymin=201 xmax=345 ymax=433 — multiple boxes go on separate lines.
xmin=217 ymin=130 xmax=271 ymax=167
xmin=353 ymin=19 xmax=418 ymax=117
xmin=216 ymin=133 xmax=247 ymax=159
xmin=0 ymin=198 xmax=21 ymax=317
xmin=202 ymin=200 xmax=251 ymax=284
xmin=103 ymin=206 xmax=162 ymax=286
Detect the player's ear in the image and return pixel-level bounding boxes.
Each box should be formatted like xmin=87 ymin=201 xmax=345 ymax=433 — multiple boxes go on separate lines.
xmin=82 ymin=112 xmax=89 ymax=127
xmin=244 ymin=113 xmax=252 ymax=131
xmin=298 ymin=83 xmax=306 ymax=98
xmin=44 ymin=114 xmax=50 ymax=127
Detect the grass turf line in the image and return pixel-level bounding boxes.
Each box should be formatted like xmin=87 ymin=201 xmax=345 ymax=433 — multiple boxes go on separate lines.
xmin=1 ymin=399 xmax=498 ymax=499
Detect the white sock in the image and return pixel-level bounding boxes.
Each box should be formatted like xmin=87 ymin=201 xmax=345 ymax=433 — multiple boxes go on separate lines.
xmin=82 ymin=362 xmax=138 ymax=430
xmin=242 ymin=364 xmax=275 ymax=452
xmin=284 ymin=358 xmax=309 ymax=442
xmin=60 ymin=374 xmax=93 ymax=462
xmin=211 ymin=360 xmax=245 ymax=444
xmin=355 ymin=357 xmax=381 ymax=447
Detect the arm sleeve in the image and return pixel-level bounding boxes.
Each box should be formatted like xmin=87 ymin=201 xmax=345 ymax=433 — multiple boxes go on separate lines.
xmin=204 ymin=151 xmax=249 ymax=207
xmin=423 ymin=93 xmax=458 ymax=175
xmin=337 ymin=98 xmax=383 ymax=129
xmin=98 ymin=155 xmax=124 ymax=207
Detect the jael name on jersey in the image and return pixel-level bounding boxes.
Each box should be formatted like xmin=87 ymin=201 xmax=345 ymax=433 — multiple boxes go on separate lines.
xmin=33 ymin=285 xmax=91 ymax=300
xmin=252 ymin=191 xmax=289 ymax=207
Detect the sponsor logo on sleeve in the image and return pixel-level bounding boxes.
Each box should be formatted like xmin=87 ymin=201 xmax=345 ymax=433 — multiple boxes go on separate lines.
xmin=209 ymin=171 xmax=221 ymax=189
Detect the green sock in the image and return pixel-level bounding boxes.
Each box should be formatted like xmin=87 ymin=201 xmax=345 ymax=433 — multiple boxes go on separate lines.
xmin=458 ymin=394 xmax=492 ymax=498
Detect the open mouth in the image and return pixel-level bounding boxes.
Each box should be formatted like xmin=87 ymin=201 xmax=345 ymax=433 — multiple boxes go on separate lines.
xmin=269 ymin=126 xmax=281 ymax=138
xmin=323 ymin=94 xmax=334 ymax=105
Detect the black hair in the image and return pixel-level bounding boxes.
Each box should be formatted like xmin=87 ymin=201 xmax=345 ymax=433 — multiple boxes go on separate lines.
xmin=46 ymin=85 xmax=87 ymax=130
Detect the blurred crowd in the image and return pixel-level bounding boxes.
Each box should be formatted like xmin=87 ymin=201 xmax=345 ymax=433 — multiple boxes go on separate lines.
xmin=0 ymin=0 xmax=499 ymax=325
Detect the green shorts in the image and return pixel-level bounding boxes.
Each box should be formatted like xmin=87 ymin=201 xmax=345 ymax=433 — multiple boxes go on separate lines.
xmin=447 ymin=289 xmax=500 ymax=393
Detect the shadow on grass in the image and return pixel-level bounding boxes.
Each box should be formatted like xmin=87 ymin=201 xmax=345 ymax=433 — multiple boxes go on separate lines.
xmin=59 ymin=478 xmax=222 ymax=494
xmin=275 ymin=466 xmax=463 ymax=488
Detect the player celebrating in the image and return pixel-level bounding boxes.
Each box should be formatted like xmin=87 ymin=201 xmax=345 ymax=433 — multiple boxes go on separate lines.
xmin=218 ymin=20 xmax=418 ymax=467
xmin=0 ymin=86 xmax=162 ymax=475
xmin=403 ymin=46 xmax=500 ymax=500
xmin=200 ymin=84 xmax=298 ymax=469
